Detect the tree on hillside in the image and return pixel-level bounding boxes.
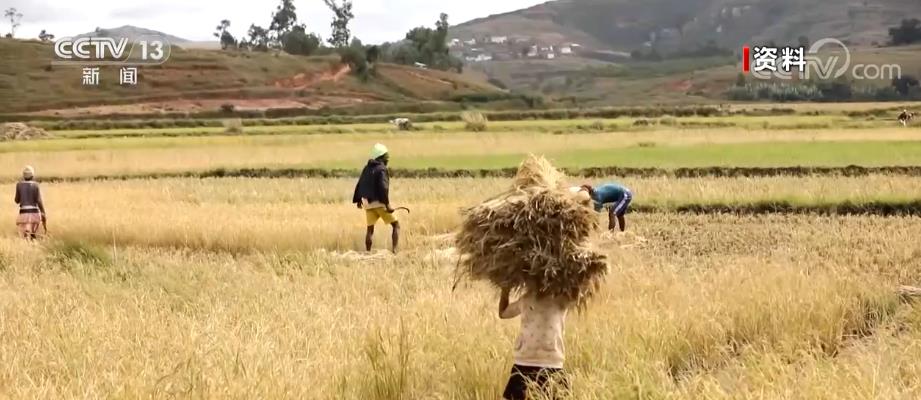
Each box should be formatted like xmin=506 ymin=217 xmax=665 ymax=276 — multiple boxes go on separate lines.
xmin=339 ymin=46 xmax=369 ymax=80
xmin=247 ymin=24 xmax=271 ymax=51
xmin=4 ymin=8 xmax=23 ymax=38
xmin=892 ymin=75 xmax=920 ymax=96
xmin=405 ymin=26 xmax=434 ymax=56
xmin=270 ymin=0 xmax=299 ymax=37
xmin=389 ymin=42 xmax=421 ymax=65
xmin=281 ymin=25 xmax=321 ymax=56
xmin=214 ymin=20 xmax=237 ymax=50
xmin=38 ymin=29 xmax=55 ymax=42
xmin=323 ymin=0 xmax=353 ymax=48
xmin=365 ymin=45 xmax=380 ymax=64
xmin=889 ymin=18 xmax=921 ymax=45
xmin=390 ymin=13 xmax=462 ymax=72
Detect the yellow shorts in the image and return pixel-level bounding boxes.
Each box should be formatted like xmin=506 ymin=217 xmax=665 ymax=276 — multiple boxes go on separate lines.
xmin=365 ymin=208 xmax=397 ymax=226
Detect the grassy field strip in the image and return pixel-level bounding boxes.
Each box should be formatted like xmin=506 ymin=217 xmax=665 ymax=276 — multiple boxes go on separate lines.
xmin=8 ymin=176 xmax=919 ymax=252
xmin=734 ymin=101 xmax=921 ymax=113
xmin=15 ymin=165 xmax=921 ymax=184
xmin=1 ymin=214 xmax=918 ymax=398
xmin=11 ymin=127 xmax=921 ymax=154
xmin=45 ymin=115 xmax=887 ymax=139
xmin=4 ymin=132 xmax=921 ymax=178
xmin=41 ymin=116 xmax=895 ymax=139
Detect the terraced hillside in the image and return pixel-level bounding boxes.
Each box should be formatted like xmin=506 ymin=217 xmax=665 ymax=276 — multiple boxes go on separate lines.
xmin=0 ymin=39 xmax=500 ymax=116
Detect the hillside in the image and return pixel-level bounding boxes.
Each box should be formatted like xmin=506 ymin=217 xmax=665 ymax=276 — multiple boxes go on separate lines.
xmin=469 ymin=43 xmax=921 ymax=106
xmin=76 ymin=25 xmax=191 ymax=44
xmin=455 ymin=0 xmax=921 ymax=54
xmin=0 ymin=39 xmax=500 ymax=116
xmin=452 ymin=0 xmax=921 ymax=106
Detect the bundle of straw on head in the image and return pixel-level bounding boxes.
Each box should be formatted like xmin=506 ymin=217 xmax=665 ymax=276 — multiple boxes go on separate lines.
xmin=455 ymin=155 xmax=607 ymax=307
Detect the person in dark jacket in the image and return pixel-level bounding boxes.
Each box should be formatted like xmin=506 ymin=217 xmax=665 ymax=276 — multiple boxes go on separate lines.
xmin=15 ymin=166 xmax=46 ymax=240
xmin=353 ymin=144 xmax=400 ymax=253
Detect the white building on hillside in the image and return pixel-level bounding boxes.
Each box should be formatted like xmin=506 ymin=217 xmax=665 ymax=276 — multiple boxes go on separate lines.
xmin=475 ymin=54 xmax=493 ymax=62
xmin=560 ymin=46 xmax=573 ymax=54
xmin=489 ymin=36 xmax=508 ymax=44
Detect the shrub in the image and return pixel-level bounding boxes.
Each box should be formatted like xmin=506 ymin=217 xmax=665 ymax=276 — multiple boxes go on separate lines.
xmin=461 ymin=111 xmax=488 ymax=132
xmin=590 ymin=120 xmax=605 ymax=131
xmin=340 ymin=47 xmax=370 ymax=81
xmin=281 ymin=27 xmax=321 ymax=56
xmin=220 ymin=103 xmax=236 ymax=113
xmin=487 ymin=78 xmax=508 ymax=90
xmin=659 ymin=117 xmax=678 ymax=126
xmin=223 ymin=118 xmax=244 ymax=135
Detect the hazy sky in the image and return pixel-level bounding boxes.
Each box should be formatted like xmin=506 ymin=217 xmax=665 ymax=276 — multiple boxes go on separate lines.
xmin=3 ymin=0 xmax=544 ymax=43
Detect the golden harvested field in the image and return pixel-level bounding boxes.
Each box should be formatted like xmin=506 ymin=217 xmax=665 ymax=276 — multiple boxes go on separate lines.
xmin=1 ymin=213 xmax=920 ymax=398
xmin=8 ymin=175 xmax=920 ymax=252
xmin=1 ymin=112 xmax=920 ymax=399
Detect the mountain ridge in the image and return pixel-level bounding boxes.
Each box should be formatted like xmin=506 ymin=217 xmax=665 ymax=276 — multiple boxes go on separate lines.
xmin=454 ymin=0 xmax=921 ymax=53
xmin=76 ymin=25 xmax=191 ymax=44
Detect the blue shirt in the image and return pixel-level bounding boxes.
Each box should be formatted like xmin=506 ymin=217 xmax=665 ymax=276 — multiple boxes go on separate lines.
xmin=592 ymin=183 xmax=630 ymax=212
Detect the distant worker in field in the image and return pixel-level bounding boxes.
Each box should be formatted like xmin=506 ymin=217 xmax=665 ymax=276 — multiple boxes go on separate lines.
xmin=353 ymin=143 xmax=400 ymax=253
xmin=389 ymin=118 xmax=413 ymax=131
xmin=14 ymin=166 xmax=46 ymax=240
xmin=898 ymin=109 xmax=914 ymax=127
xmin=576 ymin=182 xmax=633 ymax=232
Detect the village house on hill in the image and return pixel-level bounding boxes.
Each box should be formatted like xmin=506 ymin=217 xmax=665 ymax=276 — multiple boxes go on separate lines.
xmin=449 ymin=34 xmax=582 ymax=62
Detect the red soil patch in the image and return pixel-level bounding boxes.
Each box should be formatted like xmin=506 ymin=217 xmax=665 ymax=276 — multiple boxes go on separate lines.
xmin=273 ymin=64 xmax=351 ymax=89
xmin=664 ymin=79 xmax=694 ymax=92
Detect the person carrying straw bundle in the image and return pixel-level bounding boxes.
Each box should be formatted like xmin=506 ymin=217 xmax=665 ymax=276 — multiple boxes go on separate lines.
xmin=14 ymin=166 xmax=46 ymax=240
xmin=454 ymin=155 xmax=608 ymax=400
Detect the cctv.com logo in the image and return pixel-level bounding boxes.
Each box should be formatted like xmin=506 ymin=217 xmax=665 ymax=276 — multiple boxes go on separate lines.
xmin=742 ymin=38 xmax=902 ymax=80
xmin=52 ymin=35 xmax=171 ymax=66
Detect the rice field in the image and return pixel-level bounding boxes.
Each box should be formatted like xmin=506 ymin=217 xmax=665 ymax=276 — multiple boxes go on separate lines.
xmin=2 ymin=127 xmax=921 ymax=179
xmin=1 ymin=113 xmax=921 ymax=398
xmin=1 ymin=214 xmax=919 ymax=398
xmin=9 ymin=176 xmax=921 ymax=253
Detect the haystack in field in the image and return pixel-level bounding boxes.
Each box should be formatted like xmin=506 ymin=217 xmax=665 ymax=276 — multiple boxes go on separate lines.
xmin=0 ymin=123 xmax=52 ymax=141
xmin=455 ymin=155 xmax=607 ymax=306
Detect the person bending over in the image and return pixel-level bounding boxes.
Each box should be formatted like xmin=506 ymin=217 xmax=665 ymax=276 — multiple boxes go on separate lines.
xmin=579 ymin=183 xmax=633 ymax=232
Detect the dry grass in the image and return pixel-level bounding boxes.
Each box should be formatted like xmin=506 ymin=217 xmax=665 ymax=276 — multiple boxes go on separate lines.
xmin=461 ymin=111 xmax=489 ymax=132
xmin=0 ymin=213 xmax=919 ymax=398
xmin=0 ymin=175 xmax=913 ymax=253
xmin=221 ymin=118 xmax=244 ymax=135
xmin=0 ymin=155 xmax=917 ymax=398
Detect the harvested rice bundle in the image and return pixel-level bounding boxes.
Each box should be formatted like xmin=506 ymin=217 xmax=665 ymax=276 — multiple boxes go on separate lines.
xmin=455 ymin=155 xmax=607 ymax=306
xmin=512 ymin=154 xmax=566 ymax=190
